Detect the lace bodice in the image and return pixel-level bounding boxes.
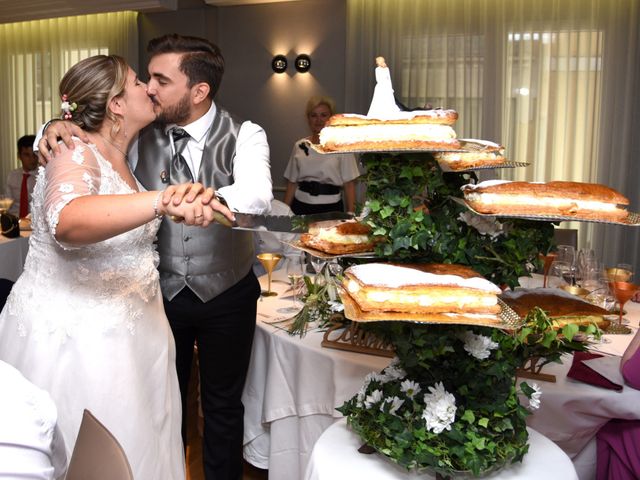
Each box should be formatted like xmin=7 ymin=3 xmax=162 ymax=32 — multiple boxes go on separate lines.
xmin=5 ymin=140 xmax=161 ymax=337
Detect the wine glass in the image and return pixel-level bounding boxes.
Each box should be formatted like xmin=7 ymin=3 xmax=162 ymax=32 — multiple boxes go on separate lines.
xmin=0 ymin=194 xmax=14 ymax=214
xmin=257 ymin=253 xmax=282 ymax=297
xmin=607 ymin=281 xmax=638 ymax=333
xmin=309 ymin=254 xmax=326 ymax=275
xmin=555 ymin=245 xmax=576 ymax=285
xmin=279 ymin=254 xmax=305 ymax=313
xmin=549 ymin=260 xmax=572 ymax=287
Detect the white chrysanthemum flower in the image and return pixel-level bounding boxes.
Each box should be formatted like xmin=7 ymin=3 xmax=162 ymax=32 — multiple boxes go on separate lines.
xmin=422 ymin=382 xmax=457 ymax=434
xmin=381 ymin=396 xmax=404 ymax=416
xmin=364 ymin=389 xmax=383 ymax=408
xmin=400 ymin=379 xmax=421 ymax=398
xmin=529 ymin=383 xmax=542 ymax=410
xmin=463 ymin=331 xmax=499 ymax=360
xmin=381 ymin=359 xmax=406 ymax=381
xmin=328 ymin=301 xmax=344 ymax=312
xmin=458 ymin=211 xmax=504 ymax=239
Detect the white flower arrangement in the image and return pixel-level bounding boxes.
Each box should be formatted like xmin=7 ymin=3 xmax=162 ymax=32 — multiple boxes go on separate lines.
xmin=400 ymin=379 xmax=421 ymax=398
xmin=528 ymin=383 xmax=542 ymax=410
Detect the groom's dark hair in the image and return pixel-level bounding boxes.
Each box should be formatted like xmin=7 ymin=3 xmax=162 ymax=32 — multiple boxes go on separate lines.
xmin=147 ymin=34 xmax=224 ymax=99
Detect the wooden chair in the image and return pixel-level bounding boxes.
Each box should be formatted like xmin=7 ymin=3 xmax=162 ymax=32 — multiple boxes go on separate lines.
xmin=65 ymin=410 xmax=133 ymax=480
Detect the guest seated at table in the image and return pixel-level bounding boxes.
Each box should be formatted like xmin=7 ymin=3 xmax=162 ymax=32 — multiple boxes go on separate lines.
xmin=5 ymin=134 xmax=38 ymax=218
xmin=595 ymin=328 xmax=640 ymax=479
xmin=0 ymin=360 xmax=66 ymax=479
xmin=283 ymin=96 xmax=361 ymax=215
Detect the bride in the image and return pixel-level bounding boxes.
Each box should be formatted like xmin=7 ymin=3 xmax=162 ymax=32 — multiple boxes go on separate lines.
xmin=0 ymin=55 xmax=231 ymax=479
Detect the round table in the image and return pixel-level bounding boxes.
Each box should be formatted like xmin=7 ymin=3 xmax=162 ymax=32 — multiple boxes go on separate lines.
xmin=304 ymin=419 xmax=578 ymax=480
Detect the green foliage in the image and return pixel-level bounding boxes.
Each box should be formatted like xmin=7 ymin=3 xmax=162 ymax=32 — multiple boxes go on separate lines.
xmin=340 ymin=309 xmax=596 ymax=477
xmin=362 ymin=153 xmax=554 ymax=288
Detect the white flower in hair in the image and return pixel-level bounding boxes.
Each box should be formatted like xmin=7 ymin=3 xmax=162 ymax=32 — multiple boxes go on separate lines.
xmin=422 ymin=382 xmax=457 ymax=434
xmin=462 ymin=330 xmax=499 ymax=360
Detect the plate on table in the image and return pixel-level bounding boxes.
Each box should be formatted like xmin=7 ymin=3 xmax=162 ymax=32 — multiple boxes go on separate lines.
xmin=309 ymin=144 xmax=465 ymax=155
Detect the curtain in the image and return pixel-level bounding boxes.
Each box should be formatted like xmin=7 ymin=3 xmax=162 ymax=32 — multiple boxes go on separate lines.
xmin=346 ymin=0 xmax=640 ymax=274
xmin=0 ymin=11 xmax=138 ymax=188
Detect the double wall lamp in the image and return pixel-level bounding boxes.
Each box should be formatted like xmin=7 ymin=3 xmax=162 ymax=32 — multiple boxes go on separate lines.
xmin=271 ymin=54 xmax=311 ymax=74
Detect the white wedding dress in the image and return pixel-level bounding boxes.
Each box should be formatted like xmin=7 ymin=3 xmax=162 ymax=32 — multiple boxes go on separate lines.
xmin=0 ymin=140 xmax=184 ymax=479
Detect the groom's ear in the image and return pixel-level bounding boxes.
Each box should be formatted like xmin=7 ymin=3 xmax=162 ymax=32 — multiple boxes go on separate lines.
xmin=191 ymin=82 xmax=210 ymax=105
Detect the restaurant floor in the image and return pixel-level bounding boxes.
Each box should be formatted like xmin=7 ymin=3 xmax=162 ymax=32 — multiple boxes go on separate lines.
xmin=185 ymin=360 xmax=268 ymax=480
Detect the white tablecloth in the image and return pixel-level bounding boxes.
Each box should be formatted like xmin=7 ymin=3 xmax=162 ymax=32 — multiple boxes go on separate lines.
xmin=0 ymin=232 xmax=30 ymax=281
xmin=242 ymin=270 xmax=390 ymax=479
xmin=305 ymin=419 xmax=577 ymax=480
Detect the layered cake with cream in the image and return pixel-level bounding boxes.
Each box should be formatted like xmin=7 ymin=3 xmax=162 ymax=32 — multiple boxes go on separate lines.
xmin=461 ymin=180 xmax=629 ymax=222
xmin=300 ymin=219 xmax=377 ymax=255
xmin=342 ymin=263 xmax=501 ymax=316
xmin=435 ymin=139 xmax=506 ymax=171
xmin=318 ymin=110 xmax=461 ymax=152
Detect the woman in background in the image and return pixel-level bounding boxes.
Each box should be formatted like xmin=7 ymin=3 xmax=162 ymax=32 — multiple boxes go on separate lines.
xmin=0 ymin=55 xmax=232 ymax=479
xmin=283 ymin=96 xmax=361 ymax=215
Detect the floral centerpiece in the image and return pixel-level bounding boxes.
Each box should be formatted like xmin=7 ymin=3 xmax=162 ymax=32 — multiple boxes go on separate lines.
xmin=338 ymin=309 xmax=598 ymax=477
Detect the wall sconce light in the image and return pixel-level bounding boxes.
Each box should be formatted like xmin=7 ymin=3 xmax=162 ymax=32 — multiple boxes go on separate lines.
xmin=295 ymin=54 xmax=311 ymax=73
xmin=271 ymin=54 xmax=288 ymax=74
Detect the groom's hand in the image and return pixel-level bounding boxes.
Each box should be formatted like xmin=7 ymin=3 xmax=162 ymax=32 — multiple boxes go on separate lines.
xmin=37 ymin=120 xmax=89 ymax=163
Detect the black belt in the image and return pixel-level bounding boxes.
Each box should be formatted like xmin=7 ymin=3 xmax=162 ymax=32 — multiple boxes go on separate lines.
xmin=298 ymin=181 xmax=341 ymax=196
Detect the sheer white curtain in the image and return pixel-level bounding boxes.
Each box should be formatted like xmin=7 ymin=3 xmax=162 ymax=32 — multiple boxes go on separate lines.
xmin=346 ymin=0 xmax=640 ymax=273
xmin=0 ymin=12 xmax=138 ymax=188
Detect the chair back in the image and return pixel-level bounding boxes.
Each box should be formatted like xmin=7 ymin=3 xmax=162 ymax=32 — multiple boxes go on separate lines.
xmin=553 ymin=228 xmax=578 ymax=249
xmin=65 ymin=409 xmax=133 ymax=480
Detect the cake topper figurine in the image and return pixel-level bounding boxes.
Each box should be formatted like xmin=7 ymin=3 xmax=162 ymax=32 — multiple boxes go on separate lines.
xmin=367 ymin=56 xmax=401 ymax=119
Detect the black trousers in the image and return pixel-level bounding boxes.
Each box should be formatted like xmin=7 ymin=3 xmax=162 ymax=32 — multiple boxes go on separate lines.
xmin=163 ymin=270 xmax=260 ymax=480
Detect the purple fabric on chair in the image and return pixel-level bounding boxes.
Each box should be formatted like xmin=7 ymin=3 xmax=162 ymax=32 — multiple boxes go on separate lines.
xmin=596 ymin=419 xmax=640 ymax=480
xmin=567 ymin=352 xmax=623 ymax=391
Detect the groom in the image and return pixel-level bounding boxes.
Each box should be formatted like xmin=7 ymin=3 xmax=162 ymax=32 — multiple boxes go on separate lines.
xmin=39 ymin=34 xmax=273 ymax=480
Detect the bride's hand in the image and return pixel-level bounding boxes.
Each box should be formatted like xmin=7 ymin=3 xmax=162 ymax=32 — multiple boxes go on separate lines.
xmin=162 ymin=189 xmax=234 ymax=227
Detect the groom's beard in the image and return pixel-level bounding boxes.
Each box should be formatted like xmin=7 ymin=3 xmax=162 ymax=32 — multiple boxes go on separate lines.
xmin=154 ymin=92 xmax=191 ymax=125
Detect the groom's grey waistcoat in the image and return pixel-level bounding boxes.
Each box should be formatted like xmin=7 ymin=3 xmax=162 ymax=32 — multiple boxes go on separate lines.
xmin=135 ymin=108 xmax=254 ymax=302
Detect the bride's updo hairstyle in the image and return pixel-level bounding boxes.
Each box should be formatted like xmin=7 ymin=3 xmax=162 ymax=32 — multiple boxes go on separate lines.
xmin=58 ymin=55 xmax=128 ymax=133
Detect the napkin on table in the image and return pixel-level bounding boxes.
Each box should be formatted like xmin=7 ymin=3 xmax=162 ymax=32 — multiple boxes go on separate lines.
xmin=567 ymin=351 xmax=623 ymax=391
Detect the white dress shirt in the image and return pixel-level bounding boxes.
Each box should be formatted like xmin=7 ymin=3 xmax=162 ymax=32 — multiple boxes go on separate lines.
xmin=128 ymin=101 xmax=272 ymax=214
xmin=5 ymin=167 xmax=37 ymax=216
xmin=0 ymin=361 xmax=66 ymax=480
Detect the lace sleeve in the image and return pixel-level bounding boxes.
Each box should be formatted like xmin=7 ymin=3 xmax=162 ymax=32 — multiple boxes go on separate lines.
xmin=43 ymin=139 xmax=102 ymax=249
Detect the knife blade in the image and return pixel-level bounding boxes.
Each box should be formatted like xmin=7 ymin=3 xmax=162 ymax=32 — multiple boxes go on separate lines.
xmin=229 ymin=211 xmax=354 ymax=233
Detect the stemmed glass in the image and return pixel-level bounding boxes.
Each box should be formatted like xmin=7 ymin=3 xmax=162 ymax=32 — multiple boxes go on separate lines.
xmin=556 ymin=245 xmax=576 ymax=285
xmin=309 ymin=254 xmax=326 ymax=275
xmin=0 ymin=195 xmax=13 ymax=214
xmin=279 ymin=254 xmax=305 ymax=314
xmin=607 ymin=281 xmax=638 ymax=334
xmin=539 ymin=252 xmax=557 ymax=288
xmin=257 ymin=253 xmax=282 ymax=297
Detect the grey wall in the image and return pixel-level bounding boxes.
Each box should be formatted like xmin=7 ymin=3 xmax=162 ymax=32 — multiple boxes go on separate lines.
xmin=138 ymin=0 xmax=348 ymax=197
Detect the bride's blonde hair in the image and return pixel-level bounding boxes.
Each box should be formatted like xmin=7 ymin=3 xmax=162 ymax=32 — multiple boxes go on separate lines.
xmin=58 ymin=55 xmax=128 ymax=135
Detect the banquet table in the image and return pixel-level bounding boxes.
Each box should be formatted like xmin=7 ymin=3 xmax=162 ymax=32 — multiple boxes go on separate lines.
xmin=242 ymin=269 xmax=390 ymax=479
xmin=304 ymin=419 xmax=578 ymax=480
xmin=243 ymin=271 xmax=640 ymax=480
xmin=0 ymin=231 xmax=30 ymax=281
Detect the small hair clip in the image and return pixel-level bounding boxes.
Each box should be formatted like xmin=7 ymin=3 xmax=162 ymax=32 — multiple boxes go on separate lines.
xmin=61 ymin=94 xmax=78 ymax=120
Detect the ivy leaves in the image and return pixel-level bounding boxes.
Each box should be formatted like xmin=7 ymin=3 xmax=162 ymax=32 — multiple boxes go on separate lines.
xmin=362 ymin=152 xmax=554 ymax=288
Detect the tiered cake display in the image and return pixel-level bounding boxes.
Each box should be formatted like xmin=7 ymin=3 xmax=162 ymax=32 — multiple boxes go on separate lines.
xmin=288 ymin=58 xmax=635 ymax=478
